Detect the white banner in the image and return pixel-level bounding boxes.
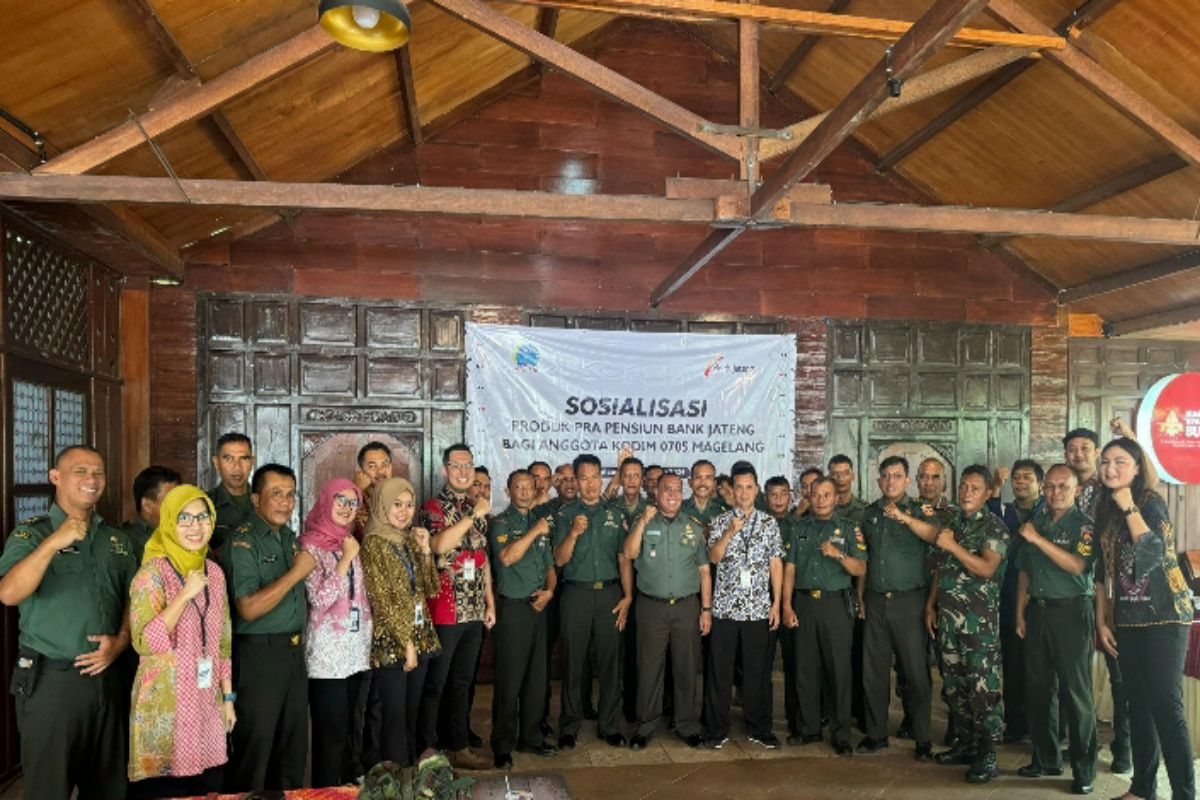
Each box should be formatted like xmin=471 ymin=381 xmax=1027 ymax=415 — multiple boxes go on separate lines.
xmin=465 ymin=324 xmax=796 ymax=487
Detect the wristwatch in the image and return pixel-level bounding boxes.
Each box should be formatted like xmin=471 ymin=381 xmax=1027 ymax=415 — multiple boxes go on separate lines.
xmin=1123 ymin=505 xmax=1140 ymax=517
xmin=223 ymin=692 xmax=237 ymax=703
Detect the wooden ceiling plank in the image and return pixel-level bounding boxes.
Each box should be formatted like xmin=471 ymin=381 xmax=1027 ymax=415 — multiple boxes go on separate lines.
xmin=394 ymin=46 xmax=424 ymax=147
xmin=875 ymin=58 xmax=1033 ymax=172
xmin=766 ymin=0 xmax=852 ymax=96
xmin=211 ymin=111 xmax=270 ymax=180
xmin=988 ymin=0 xmax=1200 ymax=169
xmin=7 ymin=174 xmax=1200 ymax=249
xmin=762 ymin=45 xmax=1034 ymax=161
xmin=506 ymin=0 xmax=1064 ymax=49
xmin=876 ymin=0 xmax=1119 ymax=171
xmin=749 ymin=0 xmax=995 ymax=220
xmin=33 ymin=26 xmax=336 ymax=176
xmin=1060 ymin=248 xmax=1200 ymax=304
xmin=1105 ymin=303 xmax=1200 ymax=337
xmin=426 ymin=0 xmax=741 ymax=159
xmin=1058 ymin=0 xmax=1125 ymax=34
xmin=119 ymin=0 xmax=199 ymax=79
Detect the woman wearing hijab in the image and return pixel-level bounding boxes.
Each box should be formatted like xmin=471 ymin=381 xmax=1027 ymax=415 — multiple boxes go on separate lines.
xmin=360 ymin=478 xmax=441 ymax=767
xmin=1095 ymin=437 xmax=1195 ymax=800
xmin=128 ymin=485 xmax=234 ymax=799
xmin=303 ymin=478 xmax=372 ymax=787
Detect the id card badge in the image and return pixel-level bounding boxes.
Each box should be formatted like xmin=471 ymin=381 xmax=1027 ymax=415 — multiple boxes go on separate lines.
xmin=414 ymin=602 xmax=425 ymax=626
xmin=349 ymin=606 xmax=361 ymax=633
xmin=196 ymin=657 xmax=214 ymax=690
xmin=462 ymin=558 xmax=477 ymax=582
xmin=649 ymin=547 xmax=657 ymax=559
xmin=739 ymin=567 xmax=753 ymax=590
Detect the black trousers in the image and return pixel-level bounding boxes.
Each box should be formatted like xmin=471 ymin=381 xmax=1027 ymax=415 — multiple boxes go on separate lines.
xmin=492 ymin=597 xmax=549 ymax=755
xmin=13 ymin=655 xmax=128 ymax=800
xmin=1118 ymin=624 xmax=1195 ymax=800
xmin=1025 ymin=597 xmax=1098 ymax=782
xmin=375 ymin=660 xmax=430 ymax=766
xmin=309 ymin=672 xmax=367 ymax=787
xmin=128 ymin=765 xmax=224 ymax=799
xmin=1000 ymin=620 xmax=1027 ymax=737
xmin=705 ymin=617 xmax=772 ymax=739
xmin=559 ymin=582 xmax=623 ymax=737
xmin=862 ymin=589 xmax=932 ymax=743
xmin=766 ymin=625 xmax=798 ymax=734
xmin=1104 ymin=649 xmax=1131 ymax=760
xmin=227 ymin=636 xmax=308 ymax=792
xmin=793 ymin=591 xmax=854 ymax=743
xmin=419 ymin=621 xmax=483 ymax=752
xmin=635 ymin=594 xmax=702 ymax=738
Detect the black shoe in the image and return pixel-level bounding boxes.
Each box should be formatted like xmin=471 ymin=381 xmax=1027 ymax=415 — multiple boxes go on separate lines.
xmin=914 ymin=741 xmax=933 ymax=762
xmin=897 ymin=717 xmax=913 ymax=740
xmin=683 ymin=734 xmax=703 ymax=748
xmin=748 ymin=733 xmax=780 ymax=749
xmin=540 ymin=721 xmax=555 ymax=739
xmin=468 ymin=728 xmax=483 ymax=748
xmin=1071 ymin=780 xmax=1094 ymax=795
xmin=493 ymin=753 xmax=513 ymax=769
xmin=557 ymin=734 xmax=576 ymax=750
xmin=1111 ymin=756 xmax=1131 ymax=774
xmin=517 ymin=742 xmax=559 ymax=757
xmin=788 ymin=733 xmax=823 ymax=745
xmin=1002 ymin=731 xmax=1030 ymax=744
xmin=583 ymin=707 xmax=599 ymax=721
xmin=629 ymin=735 xmax=649 ymax=751
xmin=934 ymin=744 xmax=974 ymax=766
xmin=1018 ymin=763 xmax=1063 ymax=778
xmin=856 ymin=737 xmax=888 ymax=753
xmin=604 ymin=732 xmax=627 ymax=748
xmin=965 ymin=745 xmax=998 ymax=784
xmin=704 ymin=736 xmax=729 ymax=750
xmin=834 ymin=740 xmax=853 ymax=756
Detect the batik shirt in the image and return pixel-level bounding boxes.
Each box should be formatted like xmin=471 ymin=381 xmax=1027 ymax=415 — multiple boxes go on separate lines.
xmin=707 ymin=509 xmax=783 ymax=622
xmin=421 ymin=486 xmax=489 ymax=625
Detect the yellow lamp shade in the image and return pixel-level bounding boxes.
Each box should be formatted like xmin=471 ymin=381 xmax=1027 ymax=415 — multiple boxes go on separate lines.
xmin=319 ymin=0 xmax=411 ymax=52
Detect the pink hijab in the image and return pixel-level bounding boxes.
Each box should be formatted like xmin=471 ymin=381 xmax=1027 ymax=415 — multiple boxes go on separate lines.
xmin=301 ymin=478 xmax=362 ymax=552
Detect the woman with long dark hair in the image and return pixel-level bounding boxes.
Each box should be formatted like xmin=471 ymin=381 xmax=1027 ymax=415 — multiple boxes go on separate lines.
xmin=1095 ymin=437 xmax=1194 ymax=800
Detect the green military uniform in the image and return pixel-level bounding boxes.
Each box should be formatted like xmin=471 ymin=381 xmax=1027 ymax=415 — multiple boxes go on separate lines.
xmin=225 ymin=514 xmax=308 ymax=791
xmin=936 ymin=509 xmax=1009 ymax=751
xmin=122 ymin=516 xmax=154 ymax=564
xmin=835 ymin=493 xmax=868 ymax=733
xmin=1018 ymin=505 xmax=1099 ymax=782
xmin=551 ymin=498 xmax=626 ymax=739
xmin=210 ymin=482 xmax=253 ymax=553
xmin=610 ymin=493 xmax=648 ymax=719
xmin=631 ymin=511 xmax=707 ymax=739
xmin=770 ymin=513 xmax=801 ymax=734
xmin=0 ymin=505 xmax=137 ymax=799
xmin=532 ymin=496 xmax=565 ymax=520
xmin=489 ymin=504 xmax=554 ymax=756
xmin=860 ymin=496 xmax=933 ymax=744
xmin=788 ymin=514 xmax=865 ymax=743
xmin=837 ymin=494 xmax=869 ymax=527
xmin=680 ymin=496 xmax=726 ymax=527
xmin=610 ymin=494 xmax=649 ymax=526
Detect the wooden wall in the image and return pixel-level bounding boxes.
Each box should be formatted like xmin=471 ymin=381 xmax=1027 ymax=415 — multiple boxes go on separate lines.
xmin=149 ymin=20 xmax=1063 ymax=481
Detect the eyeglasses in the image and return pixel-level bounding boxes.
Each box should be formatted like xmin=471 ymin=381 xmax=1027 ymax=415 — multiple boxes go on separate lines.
xmin=446 ymin=462 xmax=475 ymax=472
xmin=177 ymin=511 xmax=213 ymax=527
xmin=334 ymin=496 xmax=361 ymax=509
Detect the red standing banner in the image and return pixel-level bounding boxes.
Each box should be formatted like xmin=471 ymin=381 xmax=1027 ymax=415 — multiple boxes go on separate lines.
xmin=1138 ymin=372 xmax=1200 ymax=485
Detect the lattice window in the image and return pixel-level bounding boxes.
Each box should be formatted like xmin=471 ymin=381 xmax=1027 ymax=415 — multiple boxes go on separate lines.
xmin=53 ymin=389 xmax=85 ymax=455
xmin=4 ymin=228 xmax=91 ymax=366
xmin=13 ymin=380 xmax=49 ymax=484
xmin=14 ymin=495 xmax=48 ymax=522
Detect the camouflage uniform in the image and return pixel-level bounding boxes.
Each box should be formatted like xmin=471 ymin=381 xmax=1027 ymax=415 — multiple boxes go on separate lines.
xmin=935 ymin=509 xmax=1009 ymax=745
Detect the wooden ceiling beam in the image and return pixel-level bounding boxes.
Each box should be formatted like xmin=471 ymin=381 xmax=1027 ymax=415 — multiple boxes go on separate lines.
xmin=1105 ymin=303 xmax=1200 ymax=337
xmin=426 ymin=0 xmax=741 ymax=159
xmin=34 ymin=25 xmax=334 ymax=176
xmin=739 ymin=0 xmax=760 ymax=184
xmin=762 ymin=45 xmax=1034 ymax=161
xmin=505 ymin=0 xmax=1064 ymax=49
xmin=766 ymin=0 xmax=851 ymax=95
xmin=7 ymin=174 xmax=1200 ymax=249
xmin=748 ymin=0 xmax=994 ymax=220
xmin=1059 ymin=249 xmax=1200 ymax=304
xmin=1049 ymin=154 xmax=1187 ymax=213
xmin=394 ymin=46 xmax=424 ymax=147
xmin=537 ymin=7 xmax=562 ymax=75
xmin=876 ymin=0 xmax=1119 ymax=171
xmin=988 ymin=0 xmax=1200 ymax=169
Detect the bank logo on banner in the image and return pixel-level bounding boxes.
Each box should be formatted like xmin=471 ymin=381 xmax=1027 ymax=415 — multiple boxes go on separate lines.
xmin=465 ymin=323 xmax=797 ymax=502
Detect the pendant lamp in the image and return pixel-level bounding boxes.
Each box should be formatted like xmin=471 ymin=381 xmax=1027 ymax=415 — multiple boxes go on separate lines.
xmin=319 ymin=0 xmax=411 ymax=52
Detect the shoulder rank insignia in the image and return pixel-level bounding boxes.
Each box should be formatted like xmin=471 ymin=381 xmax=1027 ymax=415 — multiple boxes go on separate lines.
xmin=109 ymin=536 xmax=130 ymax=557
xmin=496 ymin=535 xmax=509 ymax=544
xmin=16 ymin=514 xmax=48 ymax=527
xmin=12 ymin=529 xmax=32 ymax=540
xmin=232 ymin=540 xmax=253 ymax=549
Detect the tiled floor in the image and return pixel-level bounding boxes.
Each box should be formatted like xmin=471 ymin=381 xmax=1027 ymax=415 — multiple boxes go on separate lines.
xmin=1 ymin=668 xmax=1188 ymax=799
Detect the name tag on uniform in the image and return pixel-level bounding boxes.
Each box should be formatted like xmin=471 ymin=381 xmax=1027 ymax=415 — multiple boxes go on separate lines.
xmin=349 ymin=606 xmax=361 ymax=633
xmin=740 ymin=567 xmax=752 ymax=590
xmin=414 ymin=602 xmax=425 ymax=626
xmin=196 ymin=657 xmax=214 ymax=690
xmin=649 ymin=547 xmax=657 ymax=558
xmin=463 ymin=559 xmax=477 ymax=582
